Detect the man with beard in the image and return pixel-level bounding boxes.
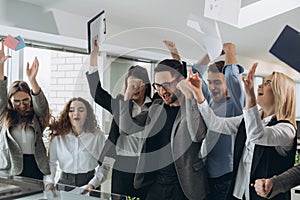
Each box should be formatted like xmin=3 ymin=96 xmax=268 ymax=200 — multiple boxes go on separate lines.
xmin=120 ymin=59 xmax=209 ymax=200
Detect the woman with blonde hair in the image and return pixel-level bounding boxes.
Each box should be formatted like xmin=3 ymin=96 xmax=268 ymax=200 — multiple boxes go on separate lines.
xmin=178 ymin=63 xmax=296 ymax=200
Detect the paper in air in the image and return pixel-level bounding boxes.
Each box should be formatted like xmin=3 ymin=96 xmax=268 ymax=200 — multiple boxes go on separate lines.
xmin=269 ymin=25 xmax=300 ymax=73
xmin=187 ymin=14 xmax=223 ymax=61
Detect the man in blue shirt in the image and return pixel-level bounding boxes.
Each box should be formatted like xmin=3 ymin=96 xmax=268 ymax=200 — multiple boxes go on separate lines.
xmin=192 ymin=43 xmax=245 ymax=200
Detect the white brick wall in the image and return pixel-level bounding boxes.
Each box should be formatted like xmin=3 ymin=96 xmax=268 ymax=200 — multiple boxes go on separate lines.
xmin=49 ymin=51 xmax=92 ymax=116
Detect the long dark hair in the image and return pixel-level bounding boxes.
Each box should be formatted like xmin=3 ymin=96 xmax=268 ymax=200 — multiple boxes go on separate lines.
xmin=3 ymin=81 xmax=34 ymax=128
xmin=123 ymin=65 xmax=152 ymax=99
xmin=48 ymin=97 xmax=98 ymax=138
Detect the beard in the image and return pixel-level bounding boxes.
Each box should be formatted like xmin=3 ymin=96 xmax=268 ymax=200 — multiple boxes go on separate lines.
xmin=168 ymin=89 xmax=181 ymax=105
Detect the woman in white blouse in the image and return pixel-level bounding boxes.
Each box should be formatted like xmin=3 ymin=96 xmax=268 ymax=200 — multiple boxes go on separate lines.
xmin=178 ymin=64 xmax=296 ymax=200
xmin=45 ymin=97 xmax=106 ymax=189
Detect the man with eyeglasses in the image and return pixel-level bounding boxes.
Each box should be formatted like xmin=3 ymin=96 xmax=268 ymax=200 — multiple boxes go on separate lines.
xmin=120 ymin=59 xmax=209 ymax=200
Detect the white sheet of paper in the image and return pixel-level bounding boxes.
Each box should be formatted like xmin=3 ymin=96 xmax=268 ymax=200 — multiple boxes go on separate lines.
xmin=187 ymin=14 xmax=204 ymax=33
xmin=187 ymin=14 xmax=222 ymax=61
xmin=204 ymin=0 xmax=241 ymax=26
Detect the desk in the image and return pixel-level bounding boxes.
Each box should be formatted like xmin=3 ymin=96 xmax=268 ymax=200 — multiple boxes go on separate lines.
xmin=0 ymin=176 xmax=126 ymax=200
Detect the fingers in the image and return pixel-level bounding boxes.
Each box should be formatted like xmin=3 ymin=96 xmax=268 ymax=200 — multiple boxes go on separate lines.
xmin=94 ymin=39 xmax=98 ymax=47
xmin=26 ymin=62 xmax=30 ymax=72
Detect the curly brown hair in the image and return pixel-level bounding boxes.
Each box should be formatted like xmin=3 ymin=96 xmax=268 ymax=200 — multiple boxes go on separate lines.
xmin=48 ymin=97 xmax=98 ymax=139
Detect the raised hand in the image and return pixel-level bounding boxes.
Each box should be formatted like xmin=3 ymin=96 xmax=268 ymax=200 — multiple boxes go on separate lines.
xmin=163 ymin=40 xmax=181 ymax=62
xmin=90 ymin=39 xmax=99 ymax=66
xmin=124 ymin=78 xmax=144 ymax=101
xmin=223 ymin=42 xmax=237 ymax=65
xmin=176 ymin=79 xmax=194 ymax=99
xmin=254 ymin=178 xmax=273 ymax=198
xmin=0 ymin=41 xmax=12 ymax=64
xmin=26 ymin=57 xmax=39 ymax=82
xmin=242 ymin=62 xmax=258 ymax=109
xmin=26 ymin=57 xmax=40 ymax=94
xmin=187 ymin=69 xmax=205 ymax=103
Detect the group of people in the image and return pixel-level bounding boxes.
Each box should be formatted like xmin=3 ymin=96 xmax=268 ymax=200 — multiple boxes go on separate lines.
xmin=0 ymin=38 xmax=299 ymax=200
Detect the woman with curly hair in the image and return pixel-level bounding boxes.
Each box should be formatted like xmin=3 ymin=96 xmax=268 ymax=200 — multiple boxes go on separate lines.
xmin=44 ymin=97 xmax=106 ymax=189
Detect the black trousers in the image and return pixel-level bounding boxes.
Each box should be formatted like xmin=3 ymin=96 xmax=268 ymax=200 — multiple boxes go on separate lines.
xmin=145 ymin=180 xmax=188 ymax=200
xmin=20 ymin=154 xmax=43 ymax=180
xmin=111 ymin=155 xmax=148 ymax=200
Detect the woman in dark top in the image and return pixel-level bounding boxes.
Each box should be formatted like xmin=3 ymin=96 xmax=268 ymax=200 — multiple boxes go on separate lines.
xmin=84 ymin=40 xmax=152 ymax=199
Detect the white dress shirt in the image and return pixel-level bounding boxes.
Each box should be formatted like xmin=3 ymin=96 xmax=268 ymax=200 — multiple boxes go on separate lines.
xmin=11 ymin=124 xmax=35 ymax=154
xmin=47 ymin=129 xmax=105 ymax=184
xmin=197 ymin=101 xmax=295 ymax=200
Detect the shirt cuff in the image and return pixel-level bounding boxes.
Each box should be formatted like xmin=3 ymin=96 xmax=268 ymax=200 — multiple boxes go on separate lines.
xmin=197 ymin=99 xmax=209 ymax=110
xmin=87 ymin=66 xmax=98 ymax=75
xmin=43 ymin=174 xmax=54 ymax=187
xmin=243 ymin=105 xmax=259 ymax=118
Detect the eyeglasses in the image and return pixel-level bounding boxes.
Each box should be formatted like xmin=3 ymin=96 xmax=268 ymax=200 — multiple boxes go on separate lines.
xmin=152 ymin=79 xmax=177 ymax=90
xmin=262 ymin=80 xmax=272 ymax=87
xmin=11 ymin=98 xmax=31 ymax=106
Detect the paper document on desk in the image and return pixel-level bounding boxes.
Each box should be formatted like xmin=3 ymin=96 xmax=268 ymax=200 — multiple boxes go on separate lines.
xmin=44 ymin=186 xmax=101 ymax=200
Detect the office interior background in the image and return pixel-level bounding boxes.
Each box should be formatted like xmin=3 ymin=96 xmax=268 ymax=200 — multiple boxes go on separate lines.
xmin=1 ymin=0 xmax=300 ymax=198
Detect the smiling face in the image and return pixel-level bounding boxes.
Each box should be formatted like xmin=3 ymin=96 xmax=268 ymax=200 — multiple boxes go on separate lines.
xmin=154 ymin=71 xmax=179 ymax=106
xmin=257 ymin=74 xmax=275 ymax=109
xmin=207 ymin=71 xmax=227 ymax=103
xmin=68 ymin=100 xmax=87 ymax=133
xmin=10 ymin=91 xmax=32 ymax=116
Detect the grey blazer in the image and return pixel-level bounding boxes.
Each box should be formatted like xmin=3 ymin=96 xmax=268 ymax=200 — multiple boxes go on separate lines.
xmin=121 ymin=98 xmax=209 ymax=200
xmin=0 ymin=77 xmax=50 ymax=177
xmin=268 ymin=164 xmax=300 ymax=198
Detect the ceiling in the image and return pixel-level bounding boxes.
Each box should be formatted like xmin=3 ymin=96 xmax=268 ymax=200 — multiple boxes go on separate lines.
xmin=14 ymin=0 xmax=300 ymax=76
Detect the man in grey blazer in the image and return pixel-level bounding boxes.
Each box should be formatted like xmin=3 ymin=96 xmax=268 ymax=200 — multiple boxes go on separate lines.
xmin=120 ymin=59 xmax=209 ymax=200
xmin=254 ymin=164 xmax=300 ymax=198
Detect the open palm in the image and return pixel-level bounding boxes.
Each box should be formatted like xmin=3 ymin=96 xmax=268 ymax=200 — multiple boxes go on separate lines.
xmin=26 ymin=57 xmax=39 ymax=81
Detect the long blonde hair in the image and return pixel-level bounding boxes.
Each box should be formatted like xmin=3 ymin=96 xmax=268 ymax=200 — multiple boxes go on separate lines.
xmin=271 ymin=72 xmax=296 ymax=128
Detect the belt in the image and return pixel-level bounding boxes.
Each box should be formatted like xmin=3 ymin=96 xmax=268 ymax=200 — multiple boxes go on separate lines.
xmin=61 ymin=170 xmax=95 ymax=180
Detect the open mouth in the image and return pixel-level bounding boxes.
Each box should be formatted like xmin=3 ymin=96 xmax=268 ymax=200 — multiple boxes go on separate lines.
xmin=212 ymin=91 xmax=220 ymax=97
xmin=133 ymin=91 xmax=140 ymax=96
xmin=74 ymin=118 xmax=80 ymax=121
xmin=162 ymin=93 xmax=171 ymax=100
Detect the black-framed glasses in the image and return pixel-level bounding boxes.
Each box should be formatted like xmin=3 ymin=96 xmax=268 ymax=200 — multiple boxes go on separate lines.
xmin=152 ymin=79 xmax=177 ymax=90
xmin=11 ymin=98 xmax=31 ymax=106
xmin=262 ymin=80 xmax=272 ymax=87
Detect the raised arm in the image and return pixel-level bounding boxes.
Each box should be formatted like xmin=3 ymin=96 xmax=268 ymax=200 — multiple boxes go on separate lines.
xmin=180 ymin=69 xmax=242 ymax=134
xmin=26 ymin=57 xmax=40 ymax=94
xmin=26 ymin=57 xmax=49 ymax=121
xmin=85 ymin=40 xmax=114 ymax=113
xmin=0 ymin=41 xmax=11 ymax=120
xmin=163 ymin=40 xmax=181 ymax=62
xmin=0 ymin=41 xmax=11 ymax=81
